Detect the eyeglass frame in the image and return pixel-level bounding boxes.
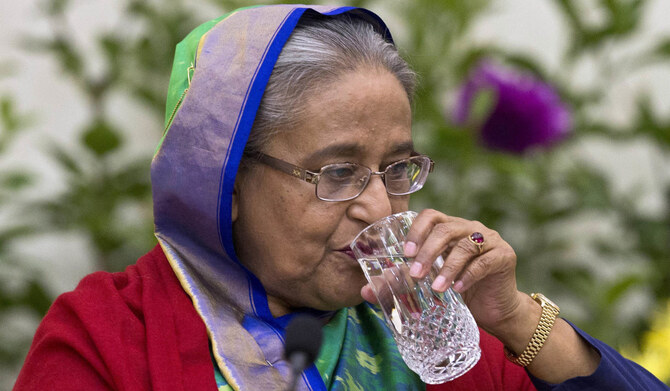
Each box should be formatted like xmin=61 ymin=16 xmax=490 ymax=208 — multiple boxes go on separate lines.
xmin=247 ymin=151 xmax=435 ymax=202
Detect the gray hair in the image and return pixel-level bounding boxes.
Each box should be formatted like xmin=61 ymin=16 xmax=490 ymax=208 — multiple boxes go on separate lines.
xmin=243 ymin=12 xmax=417 ymax=158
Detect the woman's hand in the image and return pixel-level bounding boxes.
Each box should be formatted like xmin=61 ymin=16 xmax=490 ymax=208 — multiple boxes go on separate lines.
xmin=360 ymin=208 xmax=524 ymax=337
xmin=360 ymin=209 xmax=601 ymax=383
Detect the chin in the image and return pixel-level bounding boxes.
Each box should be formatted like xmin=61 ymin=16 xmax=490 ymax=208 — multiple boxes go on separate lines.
xmin=321 ymin=291 xmax=365 ymax=311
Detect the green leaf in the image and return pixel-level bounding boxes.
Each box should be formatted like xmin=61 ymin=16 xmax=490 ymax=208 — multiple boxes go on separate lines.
xmin=100 ymin=35 xmax=123 ymax=59
xmin=130 ymin=86 xmax=164 ymax=114
xmin=44 ymin=0 xmax=70 ymax=16
xmin=469 ymin=88 xmax=496 ymax=125
xmin=503 ymin=54 xmax=548 ymax=80
xmin=551 ymin=265 xmax=593 ymax=290
xmin=0 ymin=278 xmax=52 ymax=316
xmin=634 ymin=96 xmax=670 ymax=147
xmin=455 ymin=47 xmax=491 ymax=80
xmin=51 ymin=38 xmax=84 ymax=77
xmin=99 ymin=34 xmax=124 ymax=83
xmin=605 ymin=276 xmax=642 ymax=305
xmin=49 ymin=144 xmax=83 ymax=175
xmin=0 ymin=172 xmax=33 ymax=190
xmin=555 ymin=0 xmax=644 ymax=55
xmin=127 ymin=0 xmax=150 ymax=17
xmin=81 ymin=120 xmax=122 ymax=156
xmin=0 ymin=226 xmax=35 ymax=252
xmin=109 ymin=160 xmax=151 ymax=199
xmin=23 ymin=280 xmax=53 ymax=315
xmin=653 ymin=37 xmax=670 ymax=58
xmin=0 ymin=96 xmax=32 ymax=134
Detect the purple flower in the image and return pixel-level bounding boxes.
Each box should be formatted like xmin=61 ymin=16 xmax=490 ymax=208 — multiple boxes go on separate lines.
xmin=453 ymin=61 xmax=572 ymax=154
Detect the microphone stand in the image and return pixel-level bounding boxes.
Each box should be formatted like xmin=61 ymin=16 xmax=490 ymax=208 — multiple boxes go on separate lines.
xmin=286 ymin=352 xmax=309 ymax=391
xmin=283 ymin=315 xmax=323 ymax=391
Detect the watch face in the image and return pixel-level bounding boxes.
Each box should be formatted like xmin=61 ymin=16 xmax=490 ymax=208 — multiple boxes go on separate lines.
xmin=532 ymin=293 xmax=560 ymax=312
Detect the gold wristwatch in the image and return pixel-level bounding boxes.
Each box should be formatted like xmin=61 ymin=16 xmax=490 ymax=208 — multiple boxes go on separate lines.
xmin=504 ymin=293 xmax=560 ymax=367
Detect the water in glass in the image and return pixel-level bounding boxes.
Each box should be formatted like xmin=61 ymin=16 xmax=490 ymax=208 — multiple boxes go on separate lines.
xmin=359 ymin=255 xmax=480 ymax=383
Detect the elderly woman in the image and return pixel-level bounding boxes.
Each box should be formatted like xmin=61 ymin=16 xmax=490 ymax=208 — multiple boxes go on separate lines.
xmin=14 ymin=5 xmax=667 ymax=391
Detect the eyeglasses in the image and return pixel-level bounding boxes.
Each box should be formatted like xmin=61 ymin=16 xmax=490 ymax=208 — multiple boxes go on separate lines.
xmin=251 ymin=152 xmax=434 ymax=202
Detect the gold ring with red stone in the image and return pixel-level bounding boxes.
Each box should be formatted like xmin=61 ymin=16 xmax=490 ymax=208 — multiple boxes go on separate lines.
xmin=468 ymin=232 xmax=485 ymax=254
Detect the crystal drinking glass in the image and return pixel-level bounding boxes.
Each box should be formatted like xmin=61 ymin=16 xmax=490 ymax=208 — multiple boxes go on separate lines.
xmin=351 ymin=211 xmax=481 ymax=383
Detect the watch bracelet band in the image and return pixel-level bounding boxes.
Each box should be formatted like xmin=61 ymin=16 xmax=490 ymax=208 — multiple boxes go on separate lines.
xmin=504 ymin=293 xmax=560 ymax=367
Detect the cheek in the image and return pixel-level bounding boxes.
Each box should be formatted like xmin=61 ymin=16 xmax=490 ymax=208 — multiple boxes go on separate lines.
xmin=250 ymin=180 xmax=342 ymax=265
xmin=290 ymin=203 xmax=346 ymax=260
xmin=390 ymin=196 xmax=411 ymax=213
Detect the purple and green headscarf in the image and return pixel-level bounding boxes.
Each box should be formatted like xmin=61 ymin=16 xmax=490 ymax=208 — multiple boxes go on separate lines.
xmin=151 ymin=5 xmax=422 ymax=390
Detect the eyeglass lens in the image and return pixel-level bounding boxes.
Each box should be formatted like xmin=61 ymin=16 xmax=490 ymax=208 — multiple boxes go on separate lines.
xmin=316 ymin=156 xmax=431 ymax=201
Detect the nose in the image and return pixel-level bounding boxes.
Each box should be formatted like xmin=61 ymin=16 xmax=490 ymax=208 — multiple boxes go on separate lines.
xmin=348 ymin=174 xmax=392 ymax=225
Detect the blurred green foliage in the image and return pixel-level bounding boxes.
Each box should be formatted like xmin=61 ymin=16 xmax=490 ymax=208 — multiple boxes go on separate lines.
xmin=0 ymin=94 xmax=49 ymax=373
xmin=404 ymin=0 xmax=670 ymax=354
xmin=1 ymin=0 xmax=669 ymax=386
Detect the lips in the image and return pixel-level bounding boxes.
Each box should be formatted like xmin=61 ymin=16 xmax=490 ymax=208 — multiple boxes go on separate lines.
xmin=337 ymin=247 xmax=356 ymax=259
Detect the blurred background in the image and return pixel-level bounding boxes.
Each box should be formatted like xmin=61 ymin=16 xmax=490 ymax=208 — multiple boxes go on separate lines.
xmin=1 ymin=0 xmax=669 ymax=388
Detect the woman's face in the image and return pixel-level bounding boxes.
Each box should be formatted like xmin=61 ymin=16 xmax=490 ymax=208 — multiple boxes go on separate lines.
xmin=232 ymin=67 xmax=413 ymax=317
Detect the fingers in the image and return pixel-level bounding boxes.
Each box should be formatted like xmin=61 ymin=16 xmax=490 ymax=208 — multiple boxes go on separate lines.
xmin=432 ymin=235 xmax=483 ymax=291
xmin=404 ymin=210 xmax=471 ymax=278
xmin=450 ymin=246 xmax=517 ymax=293
xmin=401 ymin=209 xmax=514 ymax=294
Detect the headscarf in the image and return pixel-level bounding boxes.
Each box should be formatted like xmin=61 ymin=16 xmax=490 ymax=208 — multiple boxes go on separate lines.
xmin=151 ymin=5 xmax=406 ymax=390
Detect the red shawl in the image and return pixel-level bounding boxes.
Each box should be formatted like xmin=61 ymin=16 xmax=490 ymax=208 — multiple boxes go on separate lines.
xmin=427 ymin=330 xmax=536 ymax=390
xmin=14 ymin=245 xmax=534 ymax=390
xmin=14 ymin=245 xmax=215 ymax=390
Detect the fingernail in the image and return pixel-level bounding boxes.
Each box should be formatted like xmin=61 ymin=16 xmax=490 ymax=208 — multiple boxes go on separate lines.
xmin=453 ymin=280 xmax=464 ymax=292
xmin=432 ymin=275 xmax=447 ymax=291
xmin=404 ymin=241 xmax=417 ymax=257
xmin=409 ymin=262 xmax=422 ymax=277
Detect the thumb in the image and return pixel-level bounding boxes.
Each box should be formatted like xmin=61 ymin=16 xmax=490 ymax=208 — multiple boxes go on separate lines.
xmin=361 ymin=284 xmax=378 ymax=304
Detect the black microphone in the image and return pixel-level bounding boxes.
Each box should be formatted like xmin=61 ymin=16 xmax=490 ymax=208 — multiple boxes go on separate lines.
xmin=284 ymin=314 xmax=323 ymax=391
